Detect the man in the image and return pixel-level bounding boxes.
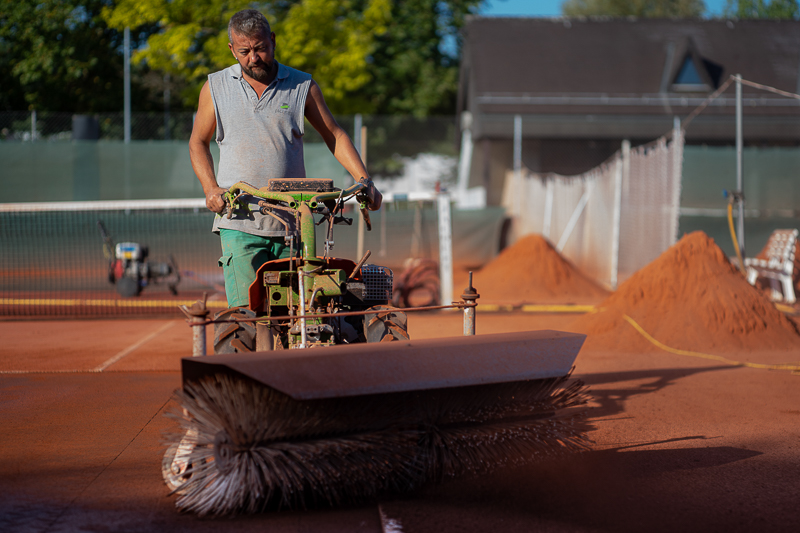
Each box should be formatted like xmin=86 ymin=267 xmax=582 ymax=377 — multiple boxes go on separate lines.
xmin=189 ymin=9 xmax=381 ymax=308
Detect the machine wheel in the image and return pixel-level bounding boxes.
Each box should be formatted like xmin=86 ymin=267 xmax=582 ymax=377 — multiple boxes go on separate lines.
xmin=363 ymin=306 xmax=410 ymax=343
xmin=214 ymin=307 xmax=257 ymax=354
xmin=115 ymin=276 xmax=140 ymax=297
xmin=162 ymin=427 xmax=197 ymax=492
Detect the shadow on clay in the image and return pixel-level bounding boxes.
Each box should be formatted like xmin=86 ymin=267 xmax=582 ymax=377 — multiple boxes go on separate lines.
xmin=384 ymin=443 xmax=766 ymax=533
xmin=575 ymin=365 xmax=733 ymax=420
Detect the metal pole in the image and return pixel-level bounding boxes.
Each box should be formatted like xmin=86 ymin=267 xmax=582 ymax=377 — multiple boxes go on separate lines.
xmin=461 ymin=272 xmax=479 ymax=336
xmin=735 ymin=74 xmax=745 ymax=258
xmin=513 ymin=114 xmax=522 ymax=213
xmin=124 ymin=27 xmax=131 ymax=144
xmin=298 ymin=269 xmax=308 ymax=349
xmin=411 ymin=202 xmax=422 ymax=257
xmin=513 ymin=115 xmax=522 ymax=175
xmin=437 ymin=192 xmax=453 ymax=307
xmin=513 ymin=114 xmax=523 ymax=240
xmin=31 ymin=110 xmax=36 ymax=141
xmin=191 ymin=319 xmax=207 ymax=357
xmin=610 ymin=140 xmax=628 ymax=290
xmin=456 ymin=111 xmax=473 ymax=203
xmin=671 ymin=116 xmax=682 ymax=245
xmin=164 ymin=73 xmax=171 ymax=140
xmin=542 ymin=177 xmax=554 ymax=239
xmin=180 ymin=296 xmax=209 ymax=357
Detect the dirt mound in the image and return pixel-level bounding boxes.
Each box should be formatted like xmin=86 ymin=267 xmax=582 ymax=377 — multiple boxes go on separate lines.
xmin=572 ymin=231 xmax=800 ymax=353
xmin=473 ymin=234 xmax=610 ymax=304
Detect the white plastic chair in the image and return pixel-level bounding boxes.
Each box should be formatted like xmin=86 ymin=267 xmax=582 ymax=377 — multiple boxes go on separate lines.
xmin=744 ymin=229 xmax=798 ymax=304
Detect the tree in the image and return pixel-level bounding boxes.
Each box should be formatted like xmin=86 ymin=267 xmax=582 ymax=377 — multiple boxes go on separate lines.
xmin=723 ymin=0 xmax=799 ymax=18
xmin=104 ymin=0 xmax=391 ymax=112
xmin=103 ymin=0 xmax=481 ymax=115
xmin=272 ymin=0 xmax=392 ymax=114
xmin=562 ymin=0 xmax=706 ymax=17
xmin=359 ymin=0 xmax=482 ymax=116
xmin=0 ymin=0 xmax=158 ymax=112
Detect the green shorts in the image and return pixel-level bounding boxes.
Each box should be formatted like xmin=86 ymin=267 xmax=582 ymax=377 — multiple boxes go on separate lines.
xmin=218 ymin=229 xmax=289 ymax=308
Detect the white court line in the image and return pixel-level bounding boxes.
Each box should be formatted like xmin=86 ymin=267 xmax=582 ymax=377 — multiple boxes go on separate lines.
xmin=93 ymin=321 xmax=177 ymax=372
xmin=378 ymin=505 xmax=403 ymax=533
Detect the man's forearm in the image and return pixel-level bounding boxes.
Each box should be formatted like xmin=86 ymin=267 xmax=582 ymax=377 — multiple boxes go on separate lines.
xmin=328 ymin=129 xmax=368 ymax=181
xmin=329 ymin=131 xmax=382 ymax=209
xmin=189 ymin=140 xmax=219 ymax=194
xmin=189 ymin=139 xmax=227 ymax=212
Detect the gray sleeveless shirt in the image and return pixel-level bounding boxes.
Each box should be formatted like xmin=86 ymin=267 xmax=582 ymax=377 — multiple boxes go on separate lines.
xmin=208 ymin=63 xmax=312 ymax=236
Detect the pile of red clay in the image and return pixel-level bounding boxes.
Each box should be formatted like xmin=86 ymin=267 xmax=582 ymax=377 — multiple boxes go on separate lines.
xmin=572 ymin=231 xmax=800 ymax=353
xmin=473 ymin=234 xmax=609 ymax=304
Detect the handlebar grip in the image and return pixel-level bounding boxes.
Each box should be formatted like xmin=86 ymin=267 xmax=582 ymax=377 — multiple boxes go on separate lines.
xmin=360 ymin=207 xmax=372 ymax=232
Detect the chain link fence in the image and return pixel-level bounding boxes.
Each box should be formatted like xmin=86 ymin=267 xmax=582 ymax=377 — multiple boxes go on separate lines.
xmin=0 ymin=111 xmax=196 ymax=142
xmin=0 ymin=111 xmax=460 ymax=203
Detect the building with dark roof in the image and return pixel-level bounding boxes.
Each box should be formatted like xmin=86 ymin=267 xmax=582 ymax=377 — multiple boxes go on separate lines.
xmin=457 ymin=17 xmax=800 ymax=204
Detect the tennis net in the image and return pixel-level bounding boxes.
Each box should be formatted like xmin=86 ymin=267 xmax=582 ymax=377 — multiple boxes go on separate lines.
xmin=0 ymin=199 xmax=224 ymax=317
xmin=0 ymin=198 xmax=506 ymax=318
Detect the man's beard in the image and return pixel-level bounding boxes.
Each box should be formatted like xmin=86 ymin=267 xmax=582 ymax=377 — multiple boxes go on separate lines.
xmin=241 ymin=60 xmax=272 ymax=83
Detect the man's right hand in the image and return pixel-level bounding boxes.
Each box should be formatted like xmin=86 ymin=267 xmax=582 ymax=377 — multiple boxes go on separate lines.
xmin=205 ymin=186 xmax=229 ymax=214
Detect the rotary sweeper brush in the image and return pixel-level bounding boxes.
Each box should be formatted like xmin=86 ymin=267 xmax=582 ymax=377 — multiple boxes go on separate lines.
xmin=164 ymin=178 xmax=592 ymax=516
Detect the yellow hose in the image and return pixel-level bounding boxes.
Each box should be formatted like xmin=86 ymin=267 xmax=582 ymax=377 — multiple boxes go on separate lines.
xmin=728 ymin=202 xmax=747 ymax=275
xmin=622 ymin=314 xmax=800 ymax=374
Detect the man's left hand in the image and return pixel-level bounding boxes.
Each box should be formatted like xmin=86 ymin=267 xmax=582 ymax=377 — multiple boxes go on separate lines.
xmin=359 ymin=178 xmax=383 ymax=211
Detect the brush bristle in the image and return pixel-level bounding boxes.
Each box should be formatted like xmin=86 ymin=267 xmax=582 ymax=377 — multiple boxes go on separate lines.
xmin=164 ymin=372 xmax=591 ymax=516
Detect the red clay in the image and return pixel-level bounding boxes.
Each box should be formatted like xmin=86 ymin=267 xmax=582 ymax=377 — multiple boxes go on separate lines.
xmin=572 ymin=231 xmax=800 ymax=354
xmin=2 ymin=301 xmax=800 ymax=531
xmin=473 ymin=234 xmax=610 ymax=305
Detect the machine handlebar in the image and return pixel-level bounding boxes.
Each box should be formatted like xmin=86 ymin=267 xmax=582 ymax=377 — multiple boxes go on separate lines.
xmin=222 ymin=180 xmax=373 ymax=230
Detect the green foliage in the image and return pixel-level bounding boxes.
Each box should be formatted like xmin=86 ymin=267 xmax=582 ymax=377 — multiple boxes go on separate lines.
xmin=0 ymin=0 xmax=158 ymax=112
xmin=104 ymin=0 xmax=391 ymax=111
xmin=359 ymin=0 xmax=482 ymax=117
xmin=562 ymin=0 xmax=706 ymax=17
xmin=3 ymin=0 xmax=481 ymax=115
xmin=103 ymin=0 xmax=251 ymax=107
xmin=277 ymin=0 xmax=392 ymax=114
xmin=103 ymin=0 xmax=480 ymax=115
xmin=723 ymin=0 xmax=799 ymax=18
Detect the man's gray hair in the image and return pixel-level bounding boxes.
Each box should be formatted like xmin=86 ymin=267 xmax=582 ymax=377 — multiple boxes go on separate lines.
xmin=228 ymin=9 xmax=271 ymax=42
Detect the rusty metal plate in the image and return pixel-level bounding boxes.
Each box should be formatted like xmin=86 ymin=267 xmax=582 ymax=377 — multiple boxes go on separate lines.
xmin=182 ymin=330 xmax=585 ymax=400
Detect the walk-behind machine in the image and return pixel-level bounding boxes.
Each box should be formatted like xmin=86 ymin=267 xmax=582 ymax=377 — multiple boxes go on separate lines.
xmin=97 ymin=220 xmax=180 ymax=297
xmin=164 ymin=178 xmax=591 ymax=516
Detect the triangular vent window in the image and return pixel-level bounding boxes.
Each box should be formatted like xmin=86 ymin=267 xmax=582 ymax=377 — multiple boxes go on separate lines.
xmin=671 ymin=54 xmax=711 ymax=92
xmin=675 ymin=56 xmax=702 ymax=85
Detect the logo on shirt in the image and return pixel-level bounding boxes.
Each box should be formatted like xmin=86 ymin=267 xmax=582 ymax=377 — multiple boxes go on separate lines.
xmin=279 ymin=104 xmax=290 ymax=109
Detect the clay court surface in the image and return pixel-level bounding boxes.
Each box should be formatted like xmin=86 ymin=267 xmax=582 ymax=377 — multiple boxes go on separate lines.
xmin=2 ymin=309 xmax=799 ymax=533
